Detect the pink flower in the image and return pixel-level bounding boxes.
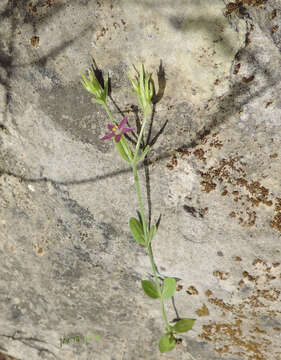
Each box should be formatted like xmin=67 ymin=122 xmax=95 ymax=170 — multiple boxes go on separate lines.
xmin=100 ymin=116 xmax=134 ymax=143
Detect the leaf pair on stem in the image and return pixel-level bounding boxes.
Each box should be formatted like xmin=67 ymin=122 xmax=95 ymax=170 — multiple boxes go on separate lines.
xmin=158 ymin=317 xmax=195 ymax=353
xmin=129 ymin=217 xmax=156 ymax=246
xmin=141 ymin=277 xmax=195 ymax=353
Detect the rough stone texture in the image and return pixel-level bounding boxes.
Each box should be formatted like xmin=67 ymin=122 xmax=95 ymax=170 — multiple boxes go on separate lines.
xmin=0 ymin=0 xmax=280 ymax=359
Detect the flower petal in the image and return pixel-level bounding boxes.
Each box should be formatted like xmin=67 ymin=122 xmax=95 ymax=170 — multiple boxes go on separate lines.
xmin=107 ymin=123 xmax=115 ymax=131
xmin=118 ymin=116 xmax=129 ymax=129
xmin=122 ymin=127 xmax=134 ymax=134
xmin=115 ymin=134 xmax=122 ymax=143
xmin=100 ymin=132 xmax=114 ymax=141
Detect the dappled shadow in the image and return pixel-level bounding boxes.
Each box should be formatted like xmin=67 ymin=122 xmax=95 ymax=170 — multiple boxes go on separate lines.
xmin=0 ymin=0 xmax=17 ymax=125
xmin=1 ymin=1 xmax=277 ymax=177
xmin=0 ymin=2 xmax=279 ymax=231
xmin=0 ymin=0 xmax=278 ymax=196
xmin=141 ymin=0 xmax=255 ymax=57
xmin=1 ymin=47 xmax=279 ymax=188
xmin=0 ymin=350 xmax=19 ymax=360
xmin=0 ymin=0 xmax=110 ymax=127
xmin=1 ymin=1 xmax=280 ymax=327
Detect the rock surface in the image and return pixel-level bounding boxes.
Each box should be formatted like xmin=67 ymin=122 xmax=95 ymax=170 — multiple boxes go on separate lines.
xmin=0 ymin=0 xmax=280 ymax=359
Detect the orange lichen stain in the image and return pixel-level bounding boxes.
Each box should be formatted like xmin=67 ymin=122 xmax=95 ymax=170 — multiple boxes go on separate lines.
xmin=265 ymin=101 xmax=273 ymax=108
xmin=262 ymin=338 xmax=272 ymax=345
xmin=193 ymin=148 xmax=206 ymax=161
xmin=258 ymin=289 xmax=280 ymax=301
xmin=200 ymin=320 xmax=266 ymax=359
xmin=210 ymin=139 xmax=223 ymax=149
xmin=214 ymin=345 xmax=230 ymax=354
xmin=31 ymin=36 xmax=40 ymax=48
xmin=196 ymin=303 xmax=210 ymax=316
xmin=274 ymin=198 xmax=281 ymax=212
xmin=235 ymin=256 xmax=242 ymax=261
xmin=96 ymin=26 xmax=109 ymax=41
xmin=200 ymin=207 xmax=209 ymax=215
xmin=166 ymin=154 xmax=178 ymax=170
xmin=213 ymin=270 xmax=229 ymax=280
xmin=175 ymin=146 xmax=191 ymax=158
xmin=33 ymin=243 xmax=44 ymax=255
xmin=246 ymin=181 xmax=269 ymax=199
xmin=253 ymin=327 xmax=266 ymax=334
xmin=198 ymin=152 xmax=280 ymax=230
xmin=201 ymin=259 xmax=281 ymax=359
xmin=236 ymin=177 xmax=248 ymax=186
xmin=201 ymin=180 xmax=216 ymax=193
xmin=252 ymin=258 xmax=267 ymax=266
xmin=233 ymin=352 xmax=247 ymax=357
xmin=246 ymin=209 xmax=257 ymax=226
xmin=243 ymin=271 xmax=256 ymax=282
xmin=270 ymin=198 xmax=281 ymax=232
xmin=200 ymin=136 xmax=208 ymax=145
xmin=239 ymin=279 xmax=245 ymax=287
xmin=208 ymin=296 xmax=235 ymax=312
xmin=199 ymin=156 xmax=243 ymax=195
xmin=269 ymin=9 xmax=277 ymax=20
xmin=241 ymin=0 xmax=268 ymax=5
xmin=186 ymin=285 xmax=199 ymax=295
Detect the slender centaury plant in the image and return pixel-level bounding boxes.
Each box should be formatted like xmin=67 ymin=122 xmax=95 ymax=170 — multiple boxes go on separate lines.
xmin=81 ymin=64 xmax=195 ymax=353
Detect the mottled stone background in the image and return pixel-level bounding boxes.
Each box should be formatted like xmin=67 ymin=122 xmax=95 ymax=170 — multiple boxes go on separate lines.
xmin=0 ymin=0 xmax=280 ymax=359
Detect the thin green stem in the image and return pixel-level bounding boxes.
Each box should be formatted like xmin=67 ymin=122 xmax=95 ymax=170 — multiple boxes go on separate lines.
xmin=131 ymin=163 xmax=148 ymax=241
xmin=132 ymin=114 xmax=147 ymax=163
xmin=103 ymin=102 xmax=116 ymax=125
xmin=147 ymin=243 xmax=171 ymax=331
xmin=131 ymin=162 xmax=170 ymax=331
xmin=131 ymin=116 xmax=171 ymax=332
xmin=103 ymin=101 xmax=171 ymax=333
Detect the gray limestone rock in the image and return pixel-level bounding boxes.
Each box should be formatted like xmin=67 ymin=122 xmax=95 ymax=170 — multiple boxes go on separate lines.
xmin=0 ymin=0 xmax=280 ymax=359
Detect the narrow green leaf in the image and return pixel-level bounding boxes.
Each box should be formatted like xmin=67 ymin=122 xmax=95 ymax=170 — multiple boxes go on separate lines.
xmin=120 ymin=137 xmax=133 ymax=161
xmin=137 ymin=145 xmax=150 ymax=163
xmin=173 ymin=318 xmax=196 ymax=333
xmin=141 ymin=280 xmax=160 ymax=299
xmin=144 ymin=73 xmax=150 ymax=96
xmin=158 ymin=334 xmax=176 ymax=353
xmin=161 ymin=277 xmax=176 ymax=299
xmin=129 ymin=217 xmax=146 ymax=245
xmin=114 ymin=139 xmax=131 ymax=163
xmin=148 ymin=224 xmax=157 ymax=243
xmin=91 ymin=98 xmax=105 ymax=105
xmin=149 ymin=80 xmax=154 ymax=99
xmin=128 ymin=74 xmax=138 ymax=92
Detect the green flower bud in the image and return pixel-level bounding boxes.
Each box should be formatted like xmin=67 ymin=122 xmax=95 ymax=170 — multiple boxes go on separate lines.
xmin=81 ymin=69 xmax=108 ymax=105
xmin=127 ymin=64 xmax=154 ymax=116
